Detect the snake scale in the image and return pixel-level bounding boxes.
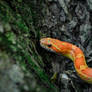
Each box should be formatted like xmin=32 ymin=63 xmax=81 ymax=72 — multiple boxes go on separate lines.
xmin=40 ymin=38 xmax=92 ymax=84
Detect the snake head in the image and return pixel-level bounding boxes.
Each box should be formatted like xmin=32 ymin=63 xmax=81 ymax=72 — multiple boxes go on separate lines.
xmin=40 ymin=38 xmax=54 ymax=52
xmin=40 ymin=38 xmax=61 ymax=53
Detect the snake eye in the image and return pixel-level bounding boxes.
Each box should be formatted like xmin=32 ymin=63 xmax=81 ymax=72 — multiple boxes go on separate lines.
xmin=47 ymin=44 xmax=52 ymax=47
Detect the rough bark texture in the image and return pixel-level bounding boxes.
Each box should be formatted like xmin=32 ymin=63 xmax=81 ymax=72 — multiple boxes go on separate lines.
xmin=0 ymin=0 xmax=92 ymax=92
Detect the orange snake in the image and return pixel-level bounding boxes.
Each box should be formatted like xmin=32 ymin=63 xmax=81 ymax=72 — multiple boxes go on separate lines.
xmin=40 ymin=38 xmax=92 ymax=84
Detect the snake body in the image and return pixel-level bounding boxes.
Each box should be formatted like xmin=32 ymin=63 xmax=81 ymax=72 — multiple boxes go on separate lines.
xmin=40 ymin=38 xmax=92 ymax=84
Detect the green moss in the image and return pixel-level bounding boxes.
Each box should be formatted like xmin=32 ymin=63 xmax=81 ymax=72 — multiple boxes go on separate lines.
xmin=0 ymin=1 xmax=58 ymax=92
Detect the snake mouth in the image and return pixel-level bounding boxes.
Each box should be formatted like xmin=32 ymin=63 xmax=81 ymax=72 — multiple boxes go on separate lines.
xmin=40 ymin=39 xmax=46 ymax=47
xmin=40 ymin=39 xmax=48 ymax=48
xmin=40 ymin=38 xmax=50 ymax=47
xmin=40 ymin=38 xmax=45 ymax=44
xmin=40 ymin=38 xmax=55 ymax=52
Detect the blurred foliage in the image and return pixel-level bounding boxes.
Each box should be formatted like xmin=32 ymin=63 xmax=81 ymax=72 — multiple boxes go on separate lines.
xmin=0 ymin=0 xmax=58 ymax=92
